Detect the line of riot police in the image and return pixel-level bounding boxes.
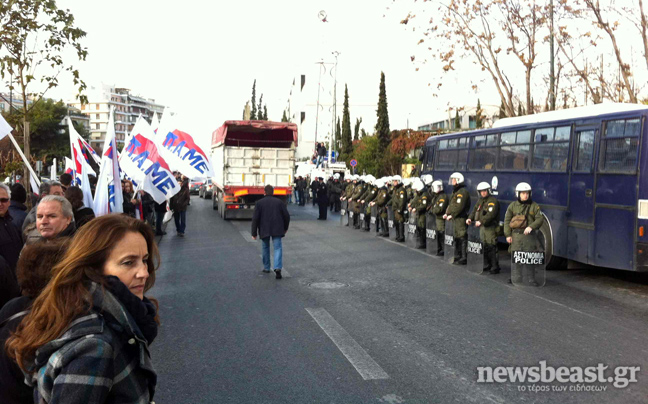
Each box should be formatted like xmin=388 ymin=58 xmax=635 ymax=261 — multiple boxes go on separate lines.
xmin=337 ymin=173 xmax=547 ymax=287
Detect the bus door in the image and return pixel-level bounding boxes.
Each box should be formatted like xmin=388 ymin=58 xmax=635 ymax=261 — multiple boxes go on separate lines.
xmin=567 ymin=126 xmax=598 ymax=262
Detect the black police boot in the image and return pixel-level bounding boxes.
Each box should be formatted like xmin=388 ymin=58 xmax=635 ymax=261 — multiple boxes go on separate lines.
xmin=482 ymin=244 xmax=492 ymax=273
xmin=436 ymin=232 xmax=445 ymax=256
xmin=416 ymin=228 xmax=426 ymax=249
xmin=364 ymin=216 xmax=371 ymax=231
xmin=354 ymin=215 xmax=361 ymax=229
xmin=380 ymin=218 xmax=389 ymax=237
xmin=454 ymin=237 xmax=467 ymax=265
xmin=397 ymin=222 xmax=405 ymax=242
xmin=489 ymin=245 xmax=501 ymax=274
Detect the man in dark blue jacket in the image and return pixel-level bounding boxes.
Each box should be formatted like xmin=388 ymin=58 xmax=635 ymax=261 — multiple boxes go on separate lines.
xmin=251 ymin=185 xmax=290 ymax=279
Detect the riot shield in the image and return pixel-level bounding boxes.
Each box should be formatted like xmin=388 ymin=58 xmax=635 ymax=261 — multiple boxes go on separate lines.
xmin=371 ymin=205 xmax=379 ymax=233
xmin=405 ymin=214 xmax=418 ymax=248
xmin=466 ymin=226 xmax=484 ymax=274
xmin=444 ymin=219 xmax=455 ymax=264
xmin=510 ymin=230 xmax=546 ymax=287
xmin=425 ymin=214 xmax=438 ymax=256
xmin=358 ymin=203 xmax=366 ymax=231
xmin=340 ymin=200 xmax=349 ymax=227
xmin=348 ymin=201 xmax=355 ymax=229
xmin=388 ymin=207 xmax=396 ymax=239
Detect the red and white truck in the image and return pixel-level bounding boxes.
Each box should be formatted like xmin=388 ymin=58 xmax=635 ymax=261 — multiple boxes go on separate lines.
xmin=210 ymin=120 xmax=297 ymax=219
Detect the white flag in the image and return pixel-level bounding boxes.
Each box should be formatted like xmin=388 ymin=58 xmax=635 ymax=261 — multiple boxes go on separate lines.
xmin=120 ymin=117 xmax=180 ymax=203
xmin=94 ymin=107 xmax=124 ymax=216
xmin=69 ymin=121 xmax=94 ymax=208
xmin=156 ymin=110 xmax=214 ymax=179
xmin=0 ymin=114 xmax=12 ymax=141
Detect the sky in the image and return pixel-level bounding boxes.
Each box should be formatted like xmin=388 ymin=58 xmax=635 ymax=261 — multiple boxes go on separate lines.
xmin=4 ymin=0 xmax=643 ymax=149
xmin=19 ymin=0 xmax=477 ymax=148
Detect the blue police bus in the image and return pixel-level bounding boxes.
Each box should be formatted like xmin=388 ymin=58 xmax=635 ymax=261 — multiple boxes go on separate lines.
xmin=420 ymin=103 xmax=648 ymax=271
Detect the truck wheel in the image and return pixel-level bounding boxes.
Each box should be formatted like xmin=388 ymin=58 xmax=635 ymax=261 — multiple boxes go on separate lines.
xmin=213 ymin=192 xmax=219 ymax=210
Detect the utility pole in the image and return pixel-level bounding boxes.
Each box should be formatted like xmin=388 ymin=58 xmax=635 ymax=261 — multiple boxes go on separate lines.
xmin=330 ymin=51 xmax=340 ymax=166
xmin=315 ymin=61 xmax=324 ymax=146
xmin=549 ymin=0 xmax=556 ymax=111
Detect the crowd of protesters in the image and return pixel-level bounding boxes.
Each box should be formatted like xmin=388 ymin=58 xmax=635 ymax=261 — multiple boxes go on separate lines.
xmin=0 ymin=172 xmax=169 ymax=402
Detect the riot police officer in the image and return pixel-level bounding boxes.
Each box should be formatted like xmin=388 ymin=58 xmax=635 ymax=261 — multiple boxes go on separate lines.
xmin=360 ymin=175 xmax=378 ymax=231
xmin=466 ymin=182 xmax=501 ymax=274
xmin=391 ymin=175 xmax=407 ymax=242
xmin=410 ymin=178 xmax=430 ymax=249
xmin=504 ymin=182 xmax=545 ymax=285
xmin=443 ymin=172 xmax=471 ymax=265
xmin=430 ymin=180 xmax=448 ymax=256
xmin=372 ymin=177 xmax=391 ymax=237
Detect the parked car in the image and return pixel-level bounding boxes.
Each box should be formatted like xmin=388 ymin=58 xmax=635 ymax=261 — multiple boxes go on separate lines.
xmin=189 ymin=177 xmax=205 ymax=194
xmin=199 ymin=178 xmax=214 ymax=199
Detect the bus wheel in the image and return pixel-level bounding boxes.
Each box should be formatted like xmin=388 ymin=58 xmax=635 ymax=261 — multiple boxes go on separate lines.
xmin=539 ymin=219 xmax=567 ymax=271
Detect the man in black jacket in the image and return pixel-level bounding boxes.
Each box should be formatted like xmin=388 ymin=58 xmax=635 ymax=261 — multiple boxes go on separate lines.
xmin=251 ymin=185 xmax=290 ymax=279
xmin=316 ymin=177 xmax=328 ymax=220
xmin=0 ymin=183 xmax=23 ymax=309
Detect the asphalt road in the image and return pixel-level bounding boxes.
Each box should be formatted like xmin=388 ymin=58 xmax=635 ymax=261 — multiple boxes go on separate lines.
xmin=150 ymin=197 xmax=648 ymax=403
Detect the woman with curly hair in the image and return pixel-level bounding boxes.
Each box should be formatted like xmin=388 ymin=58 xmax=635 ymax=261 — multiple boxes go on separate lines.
xmin=5 ymin=214 xmax=160 ymax=403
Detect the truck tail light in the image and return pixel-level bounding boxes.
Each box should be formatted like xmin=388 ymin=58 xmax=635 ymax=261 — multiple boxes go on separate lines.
xmin=223 ymin=195 xmax=237 ymax=202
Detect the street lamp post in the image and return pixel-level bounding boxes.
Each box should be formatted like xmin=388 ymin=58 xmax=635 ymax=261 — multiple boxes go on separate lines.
xmin=330 ymin=51 xmax=340 ymax=167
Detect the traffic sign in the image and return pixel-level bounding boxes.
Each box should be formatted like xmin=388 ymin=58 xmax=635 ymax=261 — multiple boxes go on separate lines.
xmin=350 ymin=159 xmax=357 ymax=167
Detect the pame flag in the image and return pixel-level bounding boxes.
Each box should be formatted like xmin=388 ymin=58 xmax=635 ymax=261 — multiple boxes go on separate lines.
xmin=121 ymin=117 xmax=180 ymax=203
xmin=78 ymin=134 xmax=101 ymax=165
xmin=64 ymin=157 xmax=74 ymax=175
xmin=69 ymin=121 xmax=94 ymax=208
xmin=94 ymin=108 xmax=124 ymax=216
xmin=156 ymin=112 xmax=214 ymax=178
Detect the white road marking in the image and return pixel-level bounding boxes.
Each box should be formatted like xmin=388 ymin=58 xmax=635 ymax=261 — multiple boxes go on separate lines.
xmin=306 ymin=308 xmax=389 ymax=380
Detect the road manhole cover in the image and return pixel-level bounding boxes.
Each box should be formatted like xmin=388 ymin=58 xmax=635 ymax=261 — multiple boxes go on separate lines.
xmin=308 ymin=282 xmax=348 ymax=289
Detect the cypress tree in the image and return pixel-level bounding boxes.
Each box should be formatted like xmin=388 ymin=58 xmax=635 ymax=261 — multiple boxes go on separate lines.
xmin=476 ymin=99 xmax=483 ymax=128
xmin=281 ymin=110 xmax=289 ymax=122
xmin=336 ymin=117 xmax=341 ymax=152
xmin=354 ymin=117 xmax=362 ymax=141
xmin=250 ymin=80 xmax=257 ymax=120
xmin=375 ymin=72 xmax=390 ymax=150
xmin=341 ymin=84 xmax=352 ymax=156
xmin=454 ymin=110 xmax=460 ymax=129
xmin=258 ymin=94 xmax=264 ymax=120
xmin=517 ymin=103 xmax=523 ymax=117
xmin=263 ymin=105 xmax=268 ymax=120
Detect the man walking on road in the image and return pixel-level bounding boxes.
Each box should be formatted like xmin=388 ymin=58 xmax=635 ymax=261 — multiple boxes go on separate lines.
xmin=251 ymin=185 xmax=291 ymax=279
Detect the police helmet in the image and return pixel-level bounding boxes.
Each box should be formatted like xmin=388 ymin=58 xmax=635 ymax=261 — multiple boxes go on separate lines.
xmin=412 ymin=179 xmax=424 ymax=192
xmin=375 ymin=178 xmax=384 ymax=188
xmin=392 ymin=175 xmax=402 ymax=184
xmin=402 ymin=178 xmax=411 ymax=186
xmin=432 ymin=180 xmax=443 ymax=193
xmin=333 ymin=173 xmax=340 ymax=180
xmin=515 ymin=182 xmax=532 ymax=198
xmin=421 ymin=174 xmax=433 ymax=185
xmin=476 ymin=181 xmax=491 ymax=194
xmin=449 ymin=172 xmax=464 ymax=185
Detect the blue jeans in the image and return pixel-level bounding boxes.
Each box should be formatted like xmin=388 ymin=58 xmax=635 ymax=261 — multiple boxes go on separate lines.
xmin=316 ymin=155 xmax=324 ymax=168
xmin=261 ymin=236 xmax=283 ymax=270
xmin=174 ymin=211 xmax=186 ymax=234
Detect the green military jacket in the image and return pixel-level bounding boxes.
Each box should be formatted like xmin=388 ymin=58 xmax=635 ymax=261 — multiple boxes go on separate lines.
xmin=468 ymin=195 xmax=500 ymax=228
xmin=503 ymin=200 xmax=544 ymax=237
xmin=391 ymin=184 xmax=407 ymax=213
xmin=412 ymin=190 xmax=431 ymax=228
xmin=445 ymin=184 xmax=471 ymax=219
xmin=430 ymin=192 xmax=448 ymax=231
xmin=504 ymin=200 xmax=544 ymax=251
xmin=343 ymin=183 xmax=354 ymax=198
xmin=351 ymin=183 xmax=366 ymax=201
